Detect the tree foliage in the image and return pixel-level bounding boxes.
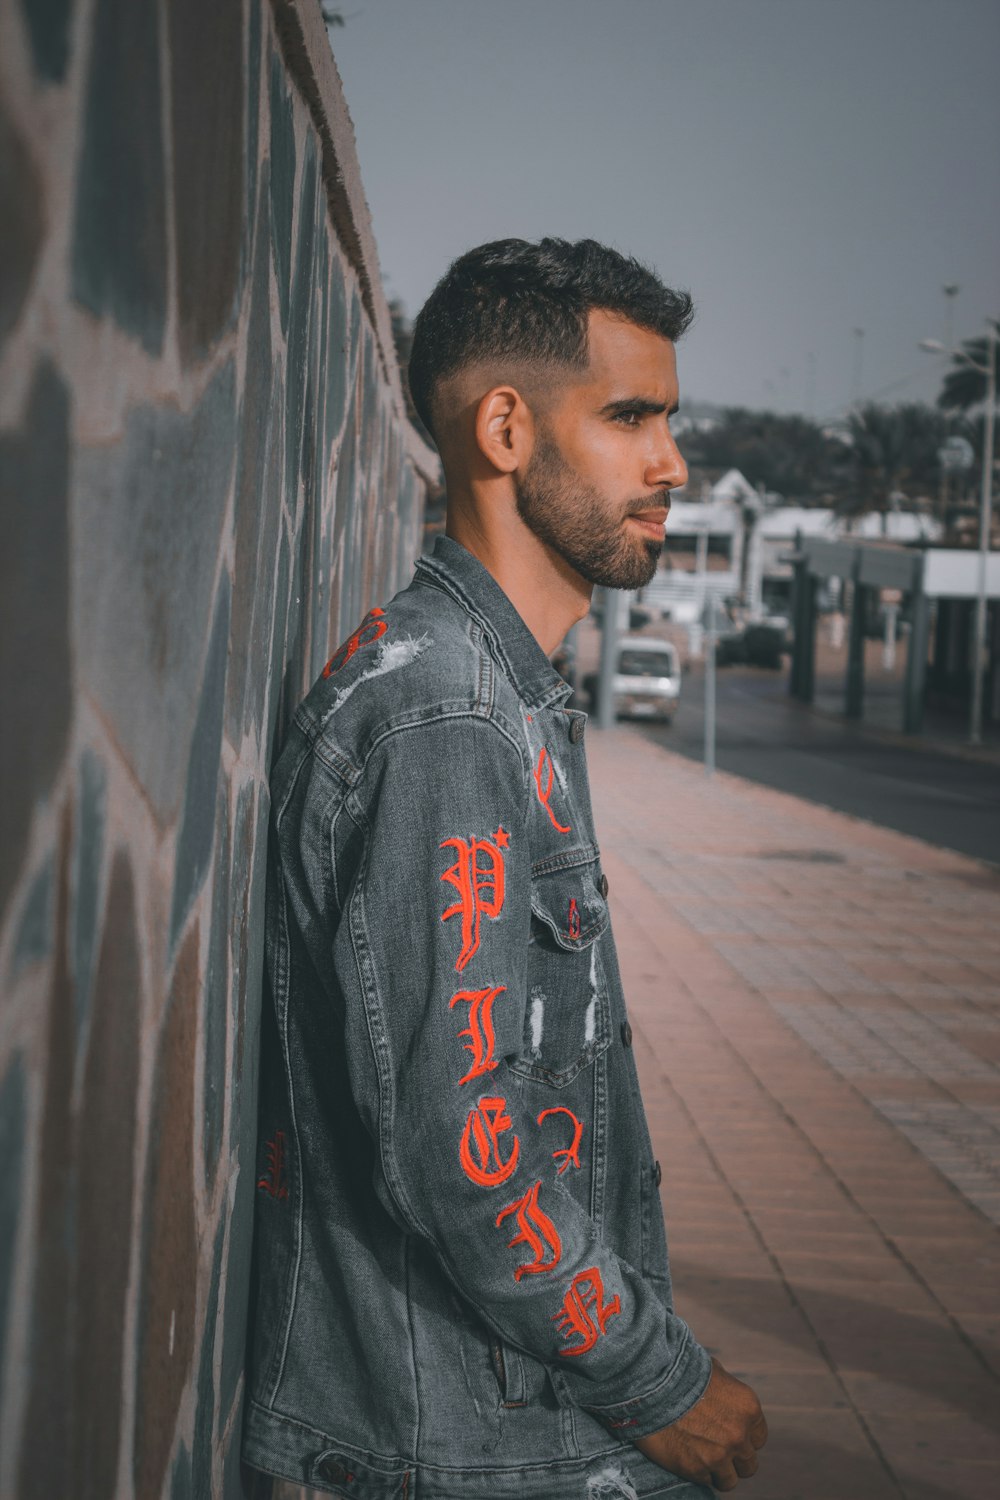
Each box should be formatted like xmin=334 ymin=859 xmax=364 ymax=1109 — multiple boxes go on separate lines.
xmin=681 ymin=401 xmax=974 ymax=525
xmin=681 ymin=408 xmax=843 ymax=500
xmin=834 ymin=403 xmax=948 ymax=520
xmin=936 ymin=321 xmax=999 ymax=412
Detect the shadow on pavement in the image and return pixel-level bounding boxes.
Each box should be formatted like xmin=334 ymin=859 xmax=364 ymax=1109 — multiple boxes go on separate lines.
xmin=671 ymin=1262 xmax=1000 ymax=1432
xmin=751 ymin=1424 xmax=990 ymax=1500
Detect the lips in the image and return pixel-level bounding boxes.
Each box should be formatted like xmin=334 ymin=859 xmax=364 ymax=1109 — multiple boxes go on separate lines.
xmin=628 ymin=509 xmax=670 ymax=536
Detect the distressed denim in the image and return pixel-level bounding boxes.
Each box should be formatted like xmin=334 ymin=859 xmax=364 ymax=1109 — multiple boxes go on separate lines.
xmin=243 ymin=536 xmax=714 ymax=1499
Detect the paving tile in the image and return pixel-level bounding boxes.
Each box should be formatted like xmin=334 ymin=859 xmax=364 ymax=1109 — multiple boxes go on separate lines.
xmin=745 ymin=1407 xmax=900 ymax=1500
xmin=667 ymin=1245 xmax=775 ymax=1280
xmin=676 ymin=1309 xmax=826 ymax=1373
xmin=790 ymin=1275 xmax=943 ymax=1315
xmin=872 ymin=1409 xmax=1000 ymax=1465
xmin=742 ymin=1369 xmax=850 ymax=1412
xmin=905 ymin=1280 xmax=1000 ymax=1317
xmin=897 ymin=1466 xmax=1000 ymax=1500
xmin=772 ymin=1252 xmax=918 ymax=1287
xmin=950 ymin=1314 xmax=1000 ymax=1374
xmin=840 ymin=1370 xmax=1000 ymax=1426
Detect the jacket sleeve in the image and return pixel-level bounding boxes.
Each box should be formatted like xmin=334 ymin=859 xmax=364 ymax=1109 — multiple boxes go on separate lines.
xmin=337 ymin=713 xmax=711 ymax=1437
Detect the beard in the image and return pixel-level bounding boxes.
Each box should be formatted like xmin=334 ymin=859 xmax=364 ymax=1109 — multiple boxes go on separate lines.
xmin=514 ymin=434 xmax=665 ymax=590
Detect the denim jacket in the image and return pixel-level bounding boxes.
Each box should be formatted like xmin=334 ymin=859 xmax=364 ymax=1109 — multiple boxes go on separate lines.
xmin=243 ymin=536 xmax=712 ymax=1499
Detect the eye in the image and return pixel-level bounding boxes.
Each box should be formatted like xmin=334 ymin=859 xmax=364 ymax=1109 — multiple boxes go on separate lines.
xmin=613 ymin=410 xmax=642 ymax=427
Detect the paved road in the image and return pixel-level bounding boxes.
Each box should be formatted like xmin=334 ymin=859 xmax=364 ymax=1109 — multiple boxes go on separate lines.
xmin=628 ymin=664 xmax=1000 ymax=867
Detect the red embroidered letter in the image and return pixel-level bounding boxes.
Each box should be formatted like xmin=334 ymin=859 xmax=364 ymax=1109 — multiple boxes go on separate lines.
xmin=321 ymin=607 xmax=387 ymax=677
xmin=567 ymin=898 xmax=581 ymax=941
xmin=553 ymin=1267 xmax=621 ymax=1357
xmin=459 ymin=1097 xmax=520 ymax=1187
xmin=495 ymin=1180 xmax=563 ymax=1281
xmin=533 ymin=748 xmax=571 ymax=834
xmin=450 ymin=986 xmax=506 ymax=1085
xmin=257 ymin=1131 xmax=290 ymax=1200
xmin=537 ymin=1107 xmax=584 ymax=1174
xmin=440 ymin=832 xmax=507 ymax=971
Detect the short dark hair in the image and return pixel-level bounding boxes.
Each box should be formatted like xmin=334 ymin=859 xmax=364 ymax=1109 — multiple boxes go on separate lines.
xmin=408 ymin=237 xmax=693 ymax=437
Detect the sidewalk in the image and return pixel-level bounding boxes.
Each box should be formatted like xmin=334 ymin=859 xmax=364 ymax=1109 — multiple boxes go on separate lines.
xmin=587 ymin=729 xmax=1000 ymax=1500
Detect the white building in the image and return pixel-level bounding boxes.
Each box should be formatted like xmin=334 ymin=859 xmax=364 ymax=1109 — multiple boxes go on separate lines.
xmin=644 ymin=470 xmax=943 ymax=626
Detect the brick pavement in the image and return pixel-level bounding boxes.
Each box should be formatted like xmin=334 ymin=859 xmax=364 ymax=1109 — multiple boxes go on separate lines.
xmin=587 ymin=728 xmax=1000 ymax=1500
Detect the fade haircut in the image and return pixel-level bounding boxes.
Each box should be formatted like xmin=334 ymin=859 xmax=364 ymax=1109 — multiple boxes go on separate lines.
xmin=408 ymin=237 xmax=693 ymax=438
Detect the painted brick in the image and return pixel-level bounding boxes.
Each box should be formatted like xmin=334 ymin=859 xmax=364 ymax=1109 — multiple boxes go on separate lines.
xmin=170 ymin=575 xmax=232 ymax=945
xmin=18 ymin=811 xmax=74 ymax=1500
xmin=0 ymin=95 xmax=44 ymax=347
xmin=134 ymin=924 xmax=200 ymax=1500
xmin=21 ymin=0 xmax=73 ymax=82
xmin=71 ymin=750 xmax=106 ymax=1042
xmin=72 ymin=851 xmax=141 ymax=1500
xmin=0 ymin=361 xmax=70 ymax=916
xmin=10 ymin=855 xmax=54 ymax=977
xmin=169 ymin=0 xmax=244 ymax=362
xmin=0 ymin=1052 xmax=27 ymax=1373
xmin=268 ymin=48 xmax=296 ymax=337
xmin=75 ymin=360 xmax=236 ymax=824
xmin=71 ymin=0 xmax=166 ymax=353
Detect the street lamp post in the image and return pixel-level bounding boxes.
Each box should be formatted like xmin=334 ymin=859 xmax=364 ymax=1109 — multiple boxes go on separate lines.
xmin=920 ymin=321 xmax=997 ymax=746
xmin=852 ymin=327 xmax=865 ymax=407
xmin=973 ymin=324 xmax=997 ymax=745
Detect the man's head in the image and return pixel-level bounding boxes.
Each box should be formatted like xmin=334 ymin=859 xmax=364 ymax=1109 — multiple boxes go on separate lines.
xmin=410 ymin=237 xmax=693 ymax=590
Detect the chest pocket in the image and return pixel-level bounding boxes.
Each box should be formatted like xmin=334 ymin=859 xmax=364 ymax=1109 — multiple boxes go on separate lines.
xmin=509 ymin=849 xmax=612 ymax=1089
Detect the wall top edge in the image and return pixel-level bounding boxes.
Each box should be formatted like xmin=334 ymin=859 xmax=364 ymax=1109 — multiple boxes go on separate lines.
xmin=271 ymin=0 xmax=440 ymax=483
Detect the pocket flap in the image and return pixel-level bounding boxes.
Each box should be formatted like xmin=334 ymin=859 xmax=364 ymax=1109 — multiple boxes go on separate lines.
xmin=530 ymin=848 xmax=609 ymax=952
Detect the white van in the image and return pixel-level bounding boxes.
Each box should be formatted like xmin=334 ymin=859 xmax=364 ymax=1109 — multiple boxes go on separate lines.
xmin=585 ymin=637 xmax=682 ymax=724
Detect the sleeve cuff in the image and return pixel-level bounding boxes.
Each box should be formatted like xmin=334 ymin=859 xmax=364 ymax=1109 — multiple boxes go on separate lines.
xmin=582 ymin=1324 xmax=713 ymax=1441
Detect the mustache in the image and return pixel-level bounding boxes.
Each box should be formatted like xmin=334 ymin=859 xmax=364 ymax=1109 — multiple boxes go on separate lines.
xmin=624 ymin=493 xmax=673 ymax=517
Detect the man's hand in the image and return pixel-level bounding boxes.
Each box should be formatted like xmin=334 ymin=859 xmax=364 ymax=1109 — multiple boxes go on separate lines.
xmin=634 ymin=1358 xmax=767 ymax=1492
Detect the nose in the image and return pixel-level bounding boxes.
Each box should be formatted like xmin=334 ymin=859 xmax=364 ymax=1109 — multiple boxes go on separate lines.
xmin=644 ymin=424 xmax=688 ymax=493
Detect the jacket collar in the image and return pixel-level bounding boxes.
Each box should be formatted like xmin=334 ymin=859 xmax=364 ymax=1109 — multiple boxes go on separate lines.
xmin=415 ymin=535 xmax=574 ymax=711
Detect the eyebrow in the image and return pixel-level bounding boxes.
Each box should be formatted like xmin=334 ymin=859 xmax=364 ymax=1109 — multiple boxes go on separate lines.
xmin=600 ymin=397 xmax=680 ymax=418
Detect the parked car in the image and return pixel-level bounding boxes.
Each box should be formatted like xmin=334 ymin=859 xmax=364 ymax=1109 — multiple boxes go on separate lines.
xmin=715 ymin=618 xmax=786 ymax=669
xmin=583 ymin=637 xmax=682 ymax=723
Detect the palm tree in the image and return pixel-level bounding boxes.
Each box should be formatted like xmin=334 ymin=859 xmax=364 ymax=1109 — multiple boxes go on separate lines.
xmin=686 ymin=407 xmax=841 ymax=502
xmin=937 ymin=321 xmax=999 ymax=412
xmin=834 ymin=403 xmax=946 ymax=532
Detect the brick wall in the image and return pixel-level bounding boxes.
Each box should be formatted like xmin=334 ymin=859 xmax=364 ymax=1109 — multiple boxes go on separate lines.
xmin=0 ymin=2 xmax=433 ymax=1495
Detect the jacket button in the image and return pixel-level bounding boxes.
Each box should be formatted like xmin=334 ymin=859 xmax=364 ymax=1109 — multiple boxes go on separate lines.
xmin=599 ymin=873 xmax=609 ymax=898
xmin=620 ymin=1019 xmax=632 ymax=1048
xmin=653 ymin=1159 xmax=662 ymax=1188
xmin=569 ymin=716 xmax=585 ymax=744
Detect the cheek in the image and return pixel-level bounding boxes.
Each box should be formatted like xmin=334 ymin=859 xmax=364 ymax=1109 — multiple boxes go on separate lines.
xmin=562 ymin=427 xmax=635 ymax=490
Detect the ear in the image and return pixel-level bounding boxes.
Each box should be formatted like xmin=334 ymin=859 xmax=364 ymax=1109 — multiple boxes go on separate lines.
xmin=474 ymin=385 xmax=534 ymax=475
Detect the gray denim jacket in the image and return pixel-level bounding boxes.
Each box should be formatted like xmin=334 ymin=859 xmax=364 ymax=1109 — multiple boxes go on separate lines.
xmin=242 ymin=537 xmax=712 ymax=1500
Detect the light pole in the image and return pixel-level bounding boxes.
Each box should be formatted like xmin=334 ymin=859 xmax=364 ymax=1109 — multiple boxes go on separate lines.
xmin=852 ymin=327 xmax=865 ymax=407
xmin=942 ymin=284 xmax=960 ymax=352
xmin=920 ymin=320 xmax=997 ymax=745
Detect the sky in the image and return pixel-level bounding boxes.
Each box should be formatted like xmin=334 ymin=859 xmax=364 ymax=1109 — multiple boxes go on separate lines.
xmin=329 ymin=0 xmax=1000 ymax=423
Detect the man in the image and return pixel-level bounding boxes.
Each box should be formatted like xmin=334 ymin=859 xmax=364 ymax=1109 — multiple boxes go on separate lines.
xmin=243 ymin=238 xmax=767 ymax=1499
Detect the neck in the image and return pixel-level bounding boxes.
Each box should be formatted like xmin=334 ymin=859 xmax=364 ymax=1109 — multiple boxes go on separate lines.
xmin=445 ymin=503 xmax=592 ymax=657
